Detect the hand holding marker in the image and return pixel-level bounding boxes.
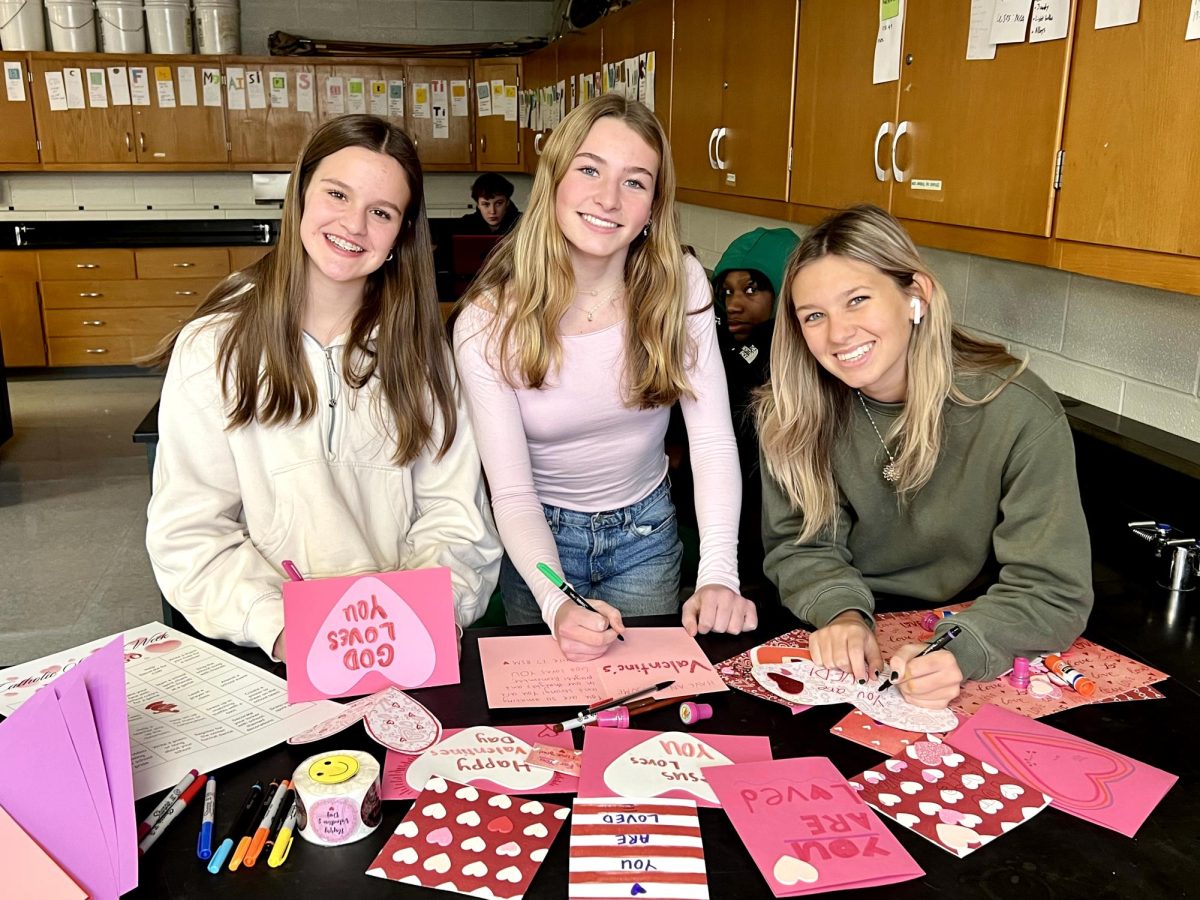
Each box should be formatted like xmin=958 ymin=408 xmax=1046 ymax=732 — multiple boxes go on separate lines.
xmin=878 ymin=625 xmax=962 ymax=692
xmin=537 ymin=563 xmax=624 ymax=641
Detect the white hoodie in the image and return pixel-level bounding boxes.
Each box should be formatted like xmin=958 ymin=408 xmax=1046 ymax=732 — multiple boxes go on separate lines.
xmin=147 ymin=313 xmax=502 ymax=658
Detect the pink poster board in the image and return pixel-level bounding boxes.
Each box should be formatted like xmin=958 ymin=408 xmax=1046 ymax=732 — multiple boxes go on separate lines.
xmin=476 ymin=627 xmax=728 ymax=708
xmin=578 ymin=726 xmax=772 ymax=808
xmin=947 ymin=703 xmax=1177 ymax=838
xmin=705 ymin=757 xmax=923 ymax=895
xmin=283 ymin=568 xmax=460 ymax=702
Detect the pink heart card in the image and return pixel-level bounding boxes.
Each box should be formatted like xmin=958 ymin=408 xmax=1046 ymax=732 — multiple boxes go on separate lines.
xmin=578 ymin=727 xmax=772 ymax=808
xmin=947 ymin=704 xmax=1178 ymax=838
xmin=830 ymin=708 xmax=969 ymax=757
xmin=382 ymin=725 xmax=579 ymax=801
xmin=363 ymin=687 xmax=443 ymax=754
xmin=568 ymin=797 xmax=707 ymax=899
xmin=365 ymin=775 xmax=568 ymax=897
xmin=283 ymin=568 xmax=460 ymax=702
xmin=716 ymin=630 xmax=812 ymax=714
xmin=705 ymin=757 xmax=924 ymax=896
xmin=850 ymin=739 xmax=1050 ymax=856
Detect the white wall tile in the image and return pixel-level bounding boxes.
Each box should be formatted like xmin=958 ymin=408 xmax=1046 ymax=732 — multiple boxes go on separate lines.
xmin=71 ymin=176 xmax=136 ymax=209
xmin=132 ymin=175 xmax=196 ymax=207
xmin=165 ymin=209 xmax=227 ymax=219
xmin=1016 ymin=344 xmax=1126 ymax=412
xmin=473 ymin=1 xmax=528 ymax=32
xmin=0 ymin=211 xmax=47 ymax=221
xmin=416 ymin=1 xmax=473 ymax=30
xmin=1121 ymin=380 xmax=1200 ymax=443
xmin=359 ymin=0 xmax=418 ymax=30
xmin=8 ymin=174 xmax=75 ymax=210
xmin=193 ymin=173 xmax=256 ymax=207
xmin=920 ymin=246 xmax=971 ymax=323
xmin=963 ymin=256 xmax=1069 ymax=352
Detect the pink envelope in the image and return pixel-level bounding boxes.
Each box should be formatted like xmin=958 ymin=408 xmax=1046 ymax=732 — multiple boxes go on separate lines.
xmin=283 ymin=567 xmax=460 ymax=702
xmin=578 ymin=726 xmax=772 ymax=808
xmin=947 ymin=703 xmax=1178 ymax=838
xmin=382 ymin=724 xmax=579 ymax=800
xmin=0 ymin=804 xmax=86 ymax=900
xmin=705 ymin=757 xmax=924 ymax=896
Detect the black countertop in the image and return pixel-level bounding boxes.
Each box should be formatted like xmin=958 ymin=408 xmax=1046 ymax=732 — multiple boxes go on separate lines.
xmin=2 ymin=219 xmax=280 ymax=250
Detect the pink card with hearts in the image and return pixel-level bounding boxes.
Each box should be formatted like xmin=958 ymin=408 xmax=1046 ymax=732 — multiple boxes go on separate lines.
xmin=850 ymin=739 xmax=1050 ymax=856
xmin=716 ymin=630 xmax=812 ymax=714
xmin=830 ymin=708 xmax=969 ymax=756
xmin=382 ymin=724 xmax=579 ymax=800
xmin=705 ymin=757 xmax=923 ymax=895
xmin=283 ymin=568 xmax=459 ymax=702
xmin=947 ymin=704 xmax=1178 ymax=838
xmin=578 ymin=727 xmax=773 ymax=808
xmin=365 ymin=775 xmax=568 ymax=898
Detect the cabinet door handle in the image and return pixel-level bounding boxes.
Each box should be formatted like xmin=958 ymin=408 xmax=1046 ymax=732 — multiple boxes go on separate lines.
xmin=75 ymin=263 xmax=100 ymax=269
xmin=85 ymin=348 xmax=109 ymax=354
xmin=125 ymin=132 xmax=132 ymax=152
xmin=714 ymin=127 xmax=728 ymax=171
xmin=175 ymin=290 xmax=196 ymax=296
xmin=82 ymin=320 xmax=105 ymax=327
xmin=480 ymin=134 xmax=487 ymax=153
xmin=139 ymin=132 xmax=147 ymax=152
xmin=79 ymin=291 xmax=103 ymax=298
xmin=873 ymin=121 xmax=893 ymax=182
xmin=172 ymin=262 xmax=195 ymax=268
xmin=891 ymin=120 xmax=911 ymax=184
xmin=533 ymin=132 xmax=543 ymax=155
xmin=706 ymin=127 xmax=718 ymax=170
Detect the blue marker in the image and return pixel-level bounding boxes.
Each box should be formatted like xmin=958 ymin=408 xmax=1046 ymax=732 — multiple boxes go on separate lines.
xmin=207 ymin=782 xmax=262 ymax=875
xmin=197 ymin=776 xmax=216 ymax=860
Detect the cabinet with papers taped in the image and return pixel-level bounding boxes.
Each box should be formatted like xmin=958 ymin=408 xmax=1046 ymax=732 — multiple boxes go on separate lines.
xmin=30 ymin=52 xmax=227 ymax=167
xmin=601 ymin=0 xmax=673 ymax=133
xmin=474 ymin=58 xmax=521 ymax=170
xmin=521 ymin=44 xmax=557 ymax=174
xmin=225 ymin=59 xmax=318 ymax=168
xmin=673 ymin=0 xmax=799 ymax=203
xmin=403 ymin=60 xmax=473 ymax=168
xmin=1 ymin=55 xmax=39 ymax=167
xmin=555 ymin=22 xmax=603 ymax=119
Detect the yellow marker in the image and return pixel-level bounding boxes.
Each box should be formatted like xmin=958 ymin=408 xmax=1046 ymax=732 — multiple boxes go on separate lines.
xmin=266 ymin=801 xmax=298 ymax=868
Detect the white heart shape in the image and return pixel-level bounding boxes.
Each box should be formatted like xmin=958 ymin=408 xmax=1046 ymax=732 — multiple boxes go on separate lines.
xmin=941 ymin=753 xmax=965 ymax=768
xmin=877 ymin=792 xmax=901 ymax=807
xmin=456 ymin=810 xmax=481 ymax=827
xmin=425 ymin=775 xmax=448 ymax=793
xmin=940 ymin=790 xmax=963 ymax=804
xmin=392 ymin=846 xmax=418 ymax=865
xmin=863 ymin=770 xmax=885 ymax=784
xmin=1000 ymin=783 xmax=1025 ymax=800
xmin=405 ymin=727 xmax=553 ymax=794
xmin=961 ymin=773 xmax=985 ymax=790
xmin=462 ymin=860 xmax=488 ymax=878
xmin=456 ymin=785 xmax=479 ymax=801
xmin=496 ymin=865 xmax=523 ymax=884
xmin=423 ymin=852 xmax=451 ymax=874
xmin=488 ymin=794 xmax=513 ymax=809
xmin=772 ymin=855 xmax=819 ymax=886
xmin=395 ymin=820 xmax=419 ymax=838
xmin=1001 ymin=820 xmax=1019 ymax=832
xmin=422 ymin=802 xmax=447 ymax=819
xmin=981 ymin=762 xmax=999 ymax=775
xmin=885 ymin=759 xmax=907 ymax=773
xmin=894 ymin=812 xmax=921 ymax=828
xmin=520 ymin=800 xmax=544 ymax=814
xmin=530 ymin=847 xmax=548 ymax=862
xmin=849 ymin=781 xmax=864 ymax=791
xmin=523 ymin=822 xmax=548 ymax=838
xmin=899 ymin=781 xmax=922 ymax=795
xmin=601 ymin=731 xmax=733 ymax=804
xmin=959 ymin=814 xmax=983 ymax=828
xmin=918 ymin=801 xmax=942 ymax=816
xmin=365 ymin=867 xmax=387 ymax=879
xmin=461 ymin=835 xmax=486 ymax=852
xmin=554 ymin=807 xmax=570 ymax=819
xmin=979 ymin=798 xmax=1004 ymax=814
xmin=1022 ymin=805 xmax=1045 ymax=819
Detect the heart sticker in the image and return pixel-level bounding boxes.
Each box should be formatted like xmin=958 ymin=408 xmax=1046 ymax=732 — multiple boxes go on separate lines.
xmin=773 ymin=855 xmax=820 ymax=886
xmin=601 ymin=731 xmax=734 ymax=804
xmin=363 ymin=687 xmax=442 ymax=754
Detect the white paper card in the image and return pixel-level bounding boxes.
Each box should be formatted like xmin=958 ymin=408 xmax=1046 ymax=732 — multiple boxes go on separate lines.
xmin=369 ymin=79 xmax=387 ymax=115
xmin=4 ymin=60 xmax=25 ymax=102
xmin=1095 ymin=0 xmax=1139 ymax=29
xmin=450 ymin=79 xmax=468 ymax=116
xmin=63 ymin=68 xmax=86 ymax=109
xmin=431 ymin=79 xmax=449 ymax=137
xmin=44 ymin=71 xmax=68 ymax=111
xmin=873 ymin=0 xmax=905 ymax=84
xmin=387 ymin=79 xmax=403 ymax=117
xmin=296 ymin=71 xmax=314 ymax=112
xmin=129 ymin=66 xmax=151 ymax=106
xmin=325 ymin=75 xmax=345 ymax=114
xmin=85 ymin=68 xmax=108 ymax=107
xmin=347 ymin=76 xmax=366 ymax=114
xmin=503 ymin=84 xmax=517 ymax=121
xmin=412 ymin=82 xmax=430 ymax=118
xmin=201 ymin=68 xmax=221 ymax=107
xmin=644 ymin=51 xmax=656 ymax=112
xmin=154 ymin=66 xmax=176 ymax=108
xmin=177 ymin=66 xmax=197 ymax=106
xmin=475 ymin=81 xmax=491 ymax=116
xmin=490 ymin=78 xmax=504 ymax=117
xmin=246 ymin=68 xmax=266 ymax=109
xmin=1188 ymin=0 xmax=1200 ymax=40
xmin=1028 ymin=0 xmax=1069 ymax=41
xmin=989 ymin=0 xmax=1033 ymax=43
xmin=268 ymin=71 xmax=288 ymax=108
xmin=225 ymin=66 xmax=246 ymax=110
xmin=107 ymin=66 xmax=131 ymax=106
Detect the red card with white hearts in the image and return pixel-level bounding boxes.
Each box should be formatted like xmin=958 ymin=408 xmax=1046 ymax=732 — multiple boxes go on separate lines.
xmin=716 ymin=631 xmax=811 ymax=713
xmin=365 ymin=775 xmax=568 ymax=898
xmin=851 ymin=739 xmax=1050 ymax=857
xmin=830 ymin=708 xmax=969 ymax=756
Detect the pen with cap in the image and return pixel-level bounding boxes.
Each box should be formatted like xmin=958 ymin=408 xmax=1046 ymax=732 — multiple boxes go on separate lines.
xmin=264 ymin=784 xmax=296 ymax=853
xmin=138 ymin=768 xmax=198 ymax=840
xmin=267 ymin=801 xmax=299 ymax=869
xmin=196 ymin=776 xmax=216 ymax=860
xmin=230 ymin=780 xmax=274 ymax=870
xmin=138 ymin=773 xmax=208 ymax=855
xmin=879 ymin=625 xmax=962 ymax=692
xmin=552 ymin=680 xmax=676 ymax=732
xmin=537 ymin=562 xmax=624 ymax=641
xmin=244 ymin=779 xmax=290 ymax=867
xmin=207 ymin=782 xmax=263 ymax=875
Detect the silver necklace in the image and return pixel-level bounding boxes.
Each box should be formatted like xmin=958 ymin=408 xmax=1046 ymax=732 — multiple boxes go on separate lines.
xmin=856 ymin=390 xmax=900 ymax=483
xmin=575 ymin=284 xmax=622 ymax=321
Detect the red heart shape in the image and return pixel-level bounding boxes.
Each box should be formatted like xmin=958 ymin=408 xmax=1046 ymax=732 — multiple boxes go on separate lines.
xmin=767 ymin=672 xmax=805 ymax=694
xmin=487 ymin=815 xmax=513 ymax=833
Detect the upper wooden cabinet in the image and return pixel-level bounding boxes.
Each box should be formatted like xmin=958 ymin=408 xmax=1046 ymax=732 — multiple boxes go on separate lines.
xmin=404 ymin=60 xmax=474 ymax=167
xmin=602 ymin=0 xmax=674 ymax=133
xmin=555 ymin=24 xmax=603 ymax=116
xmin=226 ymin=60 xmax=318 ymax=167
xmin=522 ymin=44 xmax=557 ymax=174
xmin=474 ymin=58 xmax=521 ymax=170
xmin=1056 ymin=0 xmax=1200 ymax=257
xmin=673 ymin=0 xmax=798 ymax=202
xmin=0 ymin=56 xmax=39 ymax=167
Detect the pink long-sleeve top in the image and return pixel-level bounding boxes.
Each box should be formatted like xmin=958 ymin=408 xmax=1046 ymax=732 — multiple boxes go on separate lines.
xmin=453 ymin=255 xmax=742 ymax=630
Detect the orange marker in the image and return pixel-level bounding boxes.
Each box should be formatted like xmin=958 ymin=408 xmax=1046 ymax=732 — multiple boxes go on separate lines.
xmin=1044 ymin=654 xmax=1096 ymax=697
xmin=228 ymin=782 xmax=271 ymax=871
xmin=244 ymin=779 xmax=289 ymax=867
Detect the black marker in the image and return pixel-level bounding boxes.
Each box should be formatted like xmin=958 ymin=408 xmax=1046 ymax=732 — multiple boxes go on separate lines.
xmin=878 ymin=625 xmax=962 ymax=692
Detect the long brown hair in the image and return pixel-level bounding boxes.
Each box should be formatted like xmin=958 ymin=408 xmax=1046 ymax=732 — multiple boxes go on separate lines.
xmin=457 ymin=94 xmax=692 ymax=409
xmin=148 ymin=115 xmax=456 ymax=464
xmin=757 ymin=204 xmax=1024 ymax=540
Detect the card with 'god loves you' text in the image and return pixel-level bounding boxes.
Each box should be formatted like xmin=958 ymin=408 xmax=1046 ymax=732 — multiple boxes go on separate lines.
xmin=283 ymin=568 xmax=460 ymax=702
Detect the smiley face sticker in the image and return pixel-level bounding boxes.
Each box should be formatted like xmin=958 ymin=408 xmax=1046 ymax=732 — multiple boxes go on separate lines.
xmin=309 ymin=753 xmax=360 ymax=785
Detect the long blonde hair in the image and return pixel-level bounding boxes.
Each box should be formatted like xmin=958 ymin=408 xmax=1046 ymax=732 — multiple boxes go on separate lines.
xmin=146 ymin=115 xmax=457 ymax=466
xmin=757 ymin=204 xmax=1024 ymax=540
xmin=459 ymin=94 xmax=692 ymax=408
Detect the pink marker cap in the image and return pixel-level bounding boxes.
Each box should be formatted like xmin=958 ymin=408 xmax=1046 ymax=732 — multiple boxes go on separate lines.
xmin=596 ymin=707 xmax=629 ymax=728
xmin=679 ymin=702 xmax=712 ymax=725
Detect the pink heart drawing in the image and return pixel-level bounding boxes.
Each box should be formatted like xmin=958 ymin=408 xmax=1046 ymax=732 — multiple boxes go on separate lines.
xmin=909 ymin=740 xmax=949 ymax=766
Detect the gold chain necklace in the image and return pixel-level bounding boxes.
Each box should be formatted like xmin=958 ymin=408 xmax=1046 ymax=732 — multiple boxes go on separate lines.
xmin=856 ymin=390 xmax=900 ymax=483
xmin=574 ymin=283 xmax=622 ymax=321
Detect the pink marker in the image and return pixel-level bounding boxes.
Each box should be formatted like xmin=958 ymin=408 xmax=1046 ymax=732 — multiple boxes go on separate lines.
xmin=281 ymin=560 xmax=304 ymax=582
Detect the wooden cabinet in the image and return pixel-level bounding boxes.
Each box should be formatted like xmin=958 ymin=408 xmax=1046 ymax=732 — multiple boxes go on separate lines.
xmin=474 ymin=59 xmax=521 ymax=170
xmin=673 ymin=0 xmax=798 ymax=202
xmin=602 ymin=0 xmax=674 ymax=133
xmin=0 ymin=56 xmax=39 ymax=166
xmin=229 ymin=246 xmax=272 ymax=271
xmin=555 ymin=24 xmax=603 ymax=117
xmin=226 ymin=60 xmax=318 ymax=167
xmin=521 ymin=44 xmax=557 ymax=174
xmin=0 ymin=253 xmax=44 ymax=367
xmin=404 ymin=60 xmax=474 ymax=167
xmin=30 ymin=55 xmax=138 ymax=164
xmin=1056 ymin=0 xmax=1200 ymax=257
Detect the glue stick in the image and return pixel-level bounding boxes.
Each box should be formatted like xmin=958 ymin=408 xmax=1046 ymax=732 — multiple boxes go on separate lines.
xmin=1043 ymin=654 xmax=1096 ymax=697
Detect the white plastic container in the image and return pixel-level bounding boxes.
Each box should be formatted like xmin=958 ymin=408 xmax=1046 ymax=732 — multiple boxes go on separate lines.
xmin=96 ymin=0 xmax=145 ymax=52
xmin=143 ymin=0 xmax=191 ymax=53
xmin=192 ymin=0 xmax=237 ymax=54
xmin=0 ymin=0 xmax=47 ymax=50
xmin=44 ymin=0 xmax=97 ymax=52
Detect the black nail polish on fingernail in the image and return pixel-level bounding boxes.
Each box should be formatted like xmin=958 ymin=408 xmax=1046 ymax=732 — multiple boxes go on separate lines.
xmin=857 ymin=679 xmax=865 ymax=685
xmin=889 ymin=671 xmax=899 ymax=681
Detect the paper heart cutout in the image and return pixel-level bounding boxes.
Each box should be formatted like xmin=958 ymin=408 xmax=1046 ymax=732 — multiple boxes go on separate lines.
xmin=288 ymin=692 xmax=381 ymax=744
xmin=456 ymin=810 xmax=480 ymax=827
xmin=306 ymin=576 xmax=438 ymax=695
xmin=894 ymin=812 xmax=921 ymax=828
xmin=462 ymin=860 xmax=488 ymax=878
xmin=520 ymin=801 xmax=545 ymax=814
xmin=961 ymin=773 xmax=985 ymax=790
xmin=404 ymin=727 xmax=554 ymax=794
xmin=364 ymin=687 xmax=442 ymax=754
xmin=978 ymin=798 xmax=1004 ymax=814
xmin=524 ymin=823 xmax=548 ymax=838
xmin=959 ymin=813 xmax=983 ymax=828
xmin=918 ymin=801 xmax=942 ymax=816
xmin=489 ymin=794 xmax=514 ymax=809
xmin=602 ymin=731 xmax=733 ymax=804
xmin=899 ymin=781 xmax=922 ymax=795
xmin=877 ymin=792 xmax=901 ymax=807
xmin=423 ymin=852 xmax=451 ymax=874
xmin=908 ymin=740 xmax=949 ymax=766
xmin=1022 ymin=805 xmax=1045 ymax=819
xmin=938 ymin=808 xmax=967 ymax=825
xmin=496 ymin=866 xmax=523 ymax=883
xmin=530 ymin=848 xmax=548 ymax=862
xmin=849 ymin=781 xmax=864 ymax=791
xmin=940 ymin=790 xmax=964 ymax=804
xmin=487 ymin=815 xmax=514 ymax=834
xmin=395 ymin=820 xmax=419 ymax=838
xmin=941 ymin=753 xmax=965 ymax=768
xmin=461 ymin=835 xmax=486 ymax=853
xmin=496 ymin=841 xmax=521 ymax=857
xmin=554 ymin=807 xmax=570 ymax=819
xmin=863 ymin=770 xmax=885 ymax=784
xmin=981 ymin=762 xmax=999 ymax=775
xmin=1000 ymin=783 xmax=1025 ymax=800
xmin=921 ymin=768 xmax=944 ymax=783
xmin=424 ymin=775 xmax=448 ymax=793
xmin=392 ymin=846 xmax=418 ymax=865
xmin=772 ymin=855 xmax=820 ymax=886
xmin=935 ymin=823 xmax=981 ymax=851
xmin=456 ymin=785 xmax=479 ymax=801
xmin=421 ymin=802 xmax=446 ymax=819
xmin=426 ymin=826 xmax=452 ymax=846
xmin=885 ymin=759 xmax=907 ymax=773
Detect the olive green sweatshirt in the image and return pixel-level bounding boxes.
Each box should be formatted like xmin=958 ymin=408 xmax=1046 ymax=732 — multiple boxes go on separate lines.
xmin=762 ymin=368 xmax=1094 ymax=682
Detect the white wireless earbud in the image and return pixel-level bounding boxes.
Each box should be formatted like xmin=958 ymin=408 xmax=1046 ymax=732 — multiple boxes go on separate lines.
xmin=910 ymin=296 xmax=923 ymax=325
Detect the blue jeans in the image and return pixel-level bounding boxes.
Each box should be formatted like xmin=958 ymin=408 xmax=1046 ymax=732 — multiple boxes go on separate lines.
xmin=499 ymin=477 xmax=684 ymax=626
